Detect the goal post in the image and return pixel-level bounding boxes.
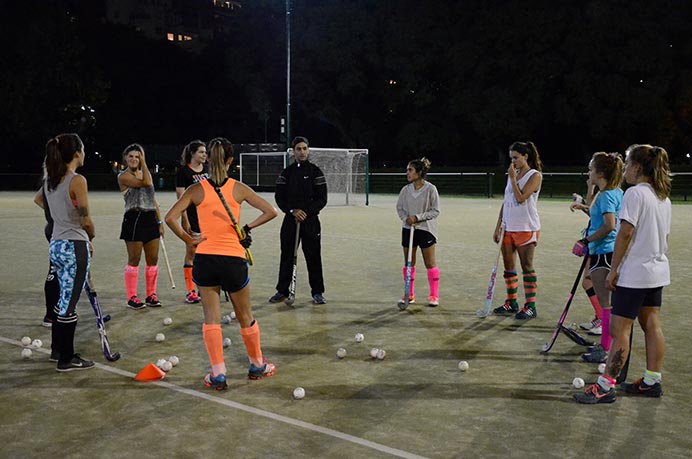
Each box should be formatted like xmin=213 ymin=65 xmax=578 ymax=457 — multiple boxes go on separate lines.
xmin=288 ymin=148 xmax=369 ymax=206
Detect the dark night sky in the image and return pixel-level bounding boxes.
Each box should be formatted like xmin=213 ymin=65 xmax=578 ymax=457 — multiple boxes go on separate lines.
xmin=1 ymin=0 xmax=692 ymax=172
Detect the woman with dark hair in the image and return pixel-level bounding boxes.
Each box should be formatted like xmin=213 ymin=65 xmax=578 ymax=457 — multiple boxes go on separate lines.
xmin=165 ymin=137 xmax=277 ymax=390
xmin=175 ymin=140 xmax=209 ymax=304
xmin=575 ymin=144 xmax=672 ymax=404
xmin=34 ymin=133 xmax=95 ymax=371
xmin=396 ymin=157 xmax=441 ymax=307
xmin=570 ymin=152 xmax=624 ymax=364
xmin=492 ymin=141 xmax=543 ymax=320
xmin=117 ymin=143 xmax=164 ymax=309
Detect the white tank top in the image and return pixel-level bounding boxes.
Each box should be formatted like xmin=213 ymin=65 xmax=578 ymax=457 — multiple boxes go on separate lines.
xmin=502 ymin=169 xmax=541 ymax=232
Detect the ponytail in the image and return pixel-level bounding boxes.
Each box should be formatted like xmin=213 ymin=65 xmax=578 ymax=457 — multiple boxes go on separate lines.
xmin=408 ymin=157 xmax=431 ymax=178
xmin=44 ymin=133 xmax=84 ymax=191
xmin=625 ymin=144 xmax=672 ymax=200
xmin=590 ymin=152 xmax=624 ymax=190
xmin=206 ymin=137 xmax=234 ymax=185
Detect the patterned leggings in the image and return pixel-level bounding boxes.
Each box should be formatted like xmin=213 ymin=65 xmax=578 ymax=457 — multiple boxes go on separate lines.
xmin=49 ymin=240 xmax=90 ymax=323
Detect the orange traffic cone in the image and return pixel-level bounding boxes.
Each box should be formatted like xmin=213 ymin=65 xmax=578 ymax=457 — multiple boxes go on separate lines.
xmin=134 ymin=363 xmax=166 ymax=382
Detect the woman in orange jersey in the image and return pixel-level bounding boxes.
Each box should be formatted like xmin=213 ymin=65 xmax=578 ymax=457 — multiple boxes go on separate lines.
xmin=165 ymin=137 xmax=277 ymax=390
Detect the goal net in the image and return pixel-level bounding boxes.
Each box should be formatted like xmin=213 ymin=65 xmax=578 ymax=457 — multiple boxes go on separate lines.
xmin=239 ymin=152 xmax=289 ymax=191
xmin=296 ymin=148 xmax=369 ymax=206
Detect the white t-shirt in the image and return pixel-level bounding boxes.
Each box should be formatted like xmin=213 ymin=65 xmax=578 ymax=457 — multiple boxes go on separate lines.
xmin=502 ymin=169 xmax=541 ymax=232
xmin=616 ymin=182 xmax=671 ymax=288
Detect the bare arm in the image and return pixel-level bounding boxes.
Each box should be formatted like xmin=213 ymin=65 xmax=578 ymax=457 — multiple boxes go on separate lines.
xmin=510 ymin=170 xmax=542 ymax=203
xmin=165 ymin=184 xmax=205 ymax=246
xmin=175 ymin=186 xmax=191 ymax=233
xmin=34 ymin=189 xmax=44 ymax=209
xmin=233 ymin=182 xmax=277 ymax=229
xmin=493 ymin=204 xmax=504 ymax=243
xmin=70 ymin=175 xmax=95 ymax=241
xmin=585 ymin=212 xmax=616 ymax=243
xmin=606 ymin=220 xmax=635 ymax=290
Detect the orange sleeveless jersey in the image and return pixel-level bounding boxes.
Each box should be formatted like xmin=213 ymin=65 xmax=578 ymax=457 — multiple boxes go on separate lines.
xmin=195 ymin=179 xmax=246 ymax=258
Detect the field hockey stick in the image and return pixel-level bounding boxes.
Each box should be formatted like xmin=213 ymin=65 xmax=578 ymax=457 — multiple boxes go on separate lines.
xmin=398 ymin=224 xmax=415 ymax=311
xmin=84 ymin=273 xmax=121 ymax=362
xmin=477 ymin=224 xmax=505 ymax=318
xmin=159 ymin=236 xmax=175 ymax=289
xmin=541 ymin=253 xmax=591 ymax=353
xmin=616 ymin=324 xmax=634 ymax=384
xmin=560 ymin=321 xmax=595 ymax=347
xmin=285 ymin=221 xmax=301 ymax=306
xmin=212 ymin=186 xmax=254 ymax=265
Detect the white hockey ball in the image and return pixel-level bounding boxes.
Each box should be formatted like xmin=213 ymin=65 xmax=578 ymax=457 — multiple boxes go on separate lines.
xmin=21 ymin=336 xmax=31 ymax=346
xmin=369 ymin=348 xmax=379 ymax=359
xmin=161 ymin=361 xmax=173 ymax=372
xmin=155 ymin=333 xmax=165 ymax=342
xmin=221 ymin=315 xmax=231 ymax=324
xmin=293 ymin=387 xmax=305 ymax=400
xmin=376 ymin=349 xmax=386 ymax=360
xmin=21 ymin=348 xmax=33 ymax=359
xmin=336 ymin=347 xmax=347 ymax=359
xmin=598 ymin=363 xmax=606 ymax=374
xmin=572 ymin=377 xmax=585 ymax=389
xmin=458 ymin=360 xmax=469 ymax=371
xmin=32 ymin=339 xmax=43 ymax=348
xmin=156 ymin=358 xmax=167 ymax=368
xmin=163 ymin=317 xmax=173 ymax=326
xmin=223 ymin=337 xmax=232 ymax=348
xmin=168 ymin=355 xmax=179 ymax=366
xmin=355 ymin=333 xmax=364 ymax=343
xmin=230 ymin=311 xmax=236 ymax=320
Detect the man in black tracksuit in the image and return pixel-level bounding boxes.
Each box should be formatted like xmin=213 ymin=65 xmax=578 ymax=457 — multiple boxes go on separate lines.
xmin=269 ymin=136 xmax=328 ymax=305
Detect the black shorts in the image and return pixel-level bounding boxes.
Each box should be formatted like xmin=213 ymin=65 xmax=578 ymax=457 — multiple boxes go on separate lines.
xmin=120 ymin=210 xmax=159 ymax=243
xmin=611 ymin=286 xmax=663 ymax=320
xmin=588 ymin=252 xmax=612 ymax=273
xmin=193 ymin=254 xmax=249 ymax=293
xmin=401 ymin=227 xmax=436 ymax=249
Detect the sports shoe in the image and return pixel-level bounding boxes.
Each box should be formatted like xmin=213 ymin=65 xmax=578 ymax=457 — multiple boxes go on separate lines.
xmin=427 ymin=296 xmax=439 ymax=307
xmin=579 ymin=317 xmax=600 ymax=331
xmin=588 ymin=325 xmax=603 ymax=336
xmin=248 ymin=359 xmax=276 ymax=380
xmin=56 ymin=354 xmax=95 ymax=372
xmin=203 ymin=373 xmax=228 ymax=391
xmin=42 ymin=316 xmax=53 ymax=328
xmin=574 ymin=383 xmax=616 ymax=404
xmin=398 ymin=296 xmax=415 ymax=305
xmin=581 ymin=344 xmax=608 ymax=363
xmin=145 ymin=293 xmax=162 ymax=307
xmin=622 ymin=378 xmax=663 ymax=397
xmin=515 ymin=303 xmax=537 ymax=320
xmin=127 ymin=296 xmax=146 ymax=310
xmin=312 ymin=293 xmax=327 ymax=305
xmin=493 ymin=300 xmax=518 ymax=315
xmin=185 ymin=290 xmax=200 ymax=304
xmin=268 ymin=292 xmax=287 ymax=303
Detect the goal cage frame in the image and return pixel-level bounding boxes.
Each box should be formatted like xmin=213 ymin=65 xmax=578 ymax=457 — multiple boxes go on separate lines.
xmin=239 ymin=148 xmax=370 ymax=206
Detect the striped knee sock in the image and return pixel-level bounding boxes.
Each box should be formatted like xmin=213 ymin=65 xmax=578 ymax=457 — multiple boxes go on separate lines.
xmin=585 ymin=287 xmax=603 ymax=319
xmin=124 ymin=265 xmax=138 ymax=299
xmin=145 ymin=265 xmax=158 ymax=298
xmin=427 ymin=267 xmax=440 ymax=298
xmin=240 ymin=320 xmax=263 ymax=367
xmin=202 ymin=323 xmax=226 ymax=377
xmin=504 ymin=271 xmax=518 ymax=303
xmin=184 ymin=264 xmax=194 ymax=292
xmin=523 ymin=270 xmax=537 ymax=307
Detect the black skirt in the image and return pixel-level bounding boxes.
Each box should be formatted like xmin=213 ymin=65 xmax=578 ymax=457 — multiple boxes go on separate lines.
xmin=120 ymin=210 xmax=159 ymax=243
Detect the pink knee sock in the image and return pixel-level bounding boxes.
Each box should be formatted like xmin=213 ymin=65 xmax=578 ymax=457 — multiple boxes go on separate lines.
xmin=145 ymin=265 xmax=158 ymax=297
xmin=585 ymin=287 xmax=603 ymax=319
xmin=402 ymin=266 xmax=416 ymax=297
xmin=601 ymin=309 xmax=612 ymax=351
xmin=124 ymin=265 xmax=138 ymax=299
xmin=427 ymin=267 xmax=440 ymax=298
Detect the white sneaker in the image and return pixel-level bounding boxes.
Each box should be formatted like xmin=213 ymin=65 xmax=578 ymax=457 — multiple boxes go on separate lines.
xmin=588 ymin=325 xmax=603 ymax=335
xmin=579 ymin=317 xmax=600 ymax=331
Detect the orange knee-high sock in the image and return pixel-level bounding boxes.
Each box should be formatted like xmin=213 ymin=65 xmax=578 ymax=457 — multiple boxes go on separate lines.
xmin=184 ymin=264 xmax=194 ymax=292
xmin=240 ymin=320 xmax=263 ymax=367
xmin=202 ymin=323 xmax=226 ymax=377
xmin=124 ymin=265 xmax=138 ymax=299
xmin=145 ymin=265 xmax=158 ymax=297
xmin=504 ymin=271 xmax=518 ymax=302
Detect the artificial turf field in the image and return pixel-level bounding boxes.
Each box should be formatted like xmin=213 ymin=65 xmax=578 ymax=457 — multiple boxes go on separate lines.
xmin=1 ymin=191 xmax=690 ymax=458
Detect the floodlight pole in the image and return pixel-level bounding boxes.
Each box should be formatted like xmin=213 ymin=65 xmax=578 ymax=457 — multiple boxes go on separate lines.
xmin=286 ymin=0 xmax=291 ymax=149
